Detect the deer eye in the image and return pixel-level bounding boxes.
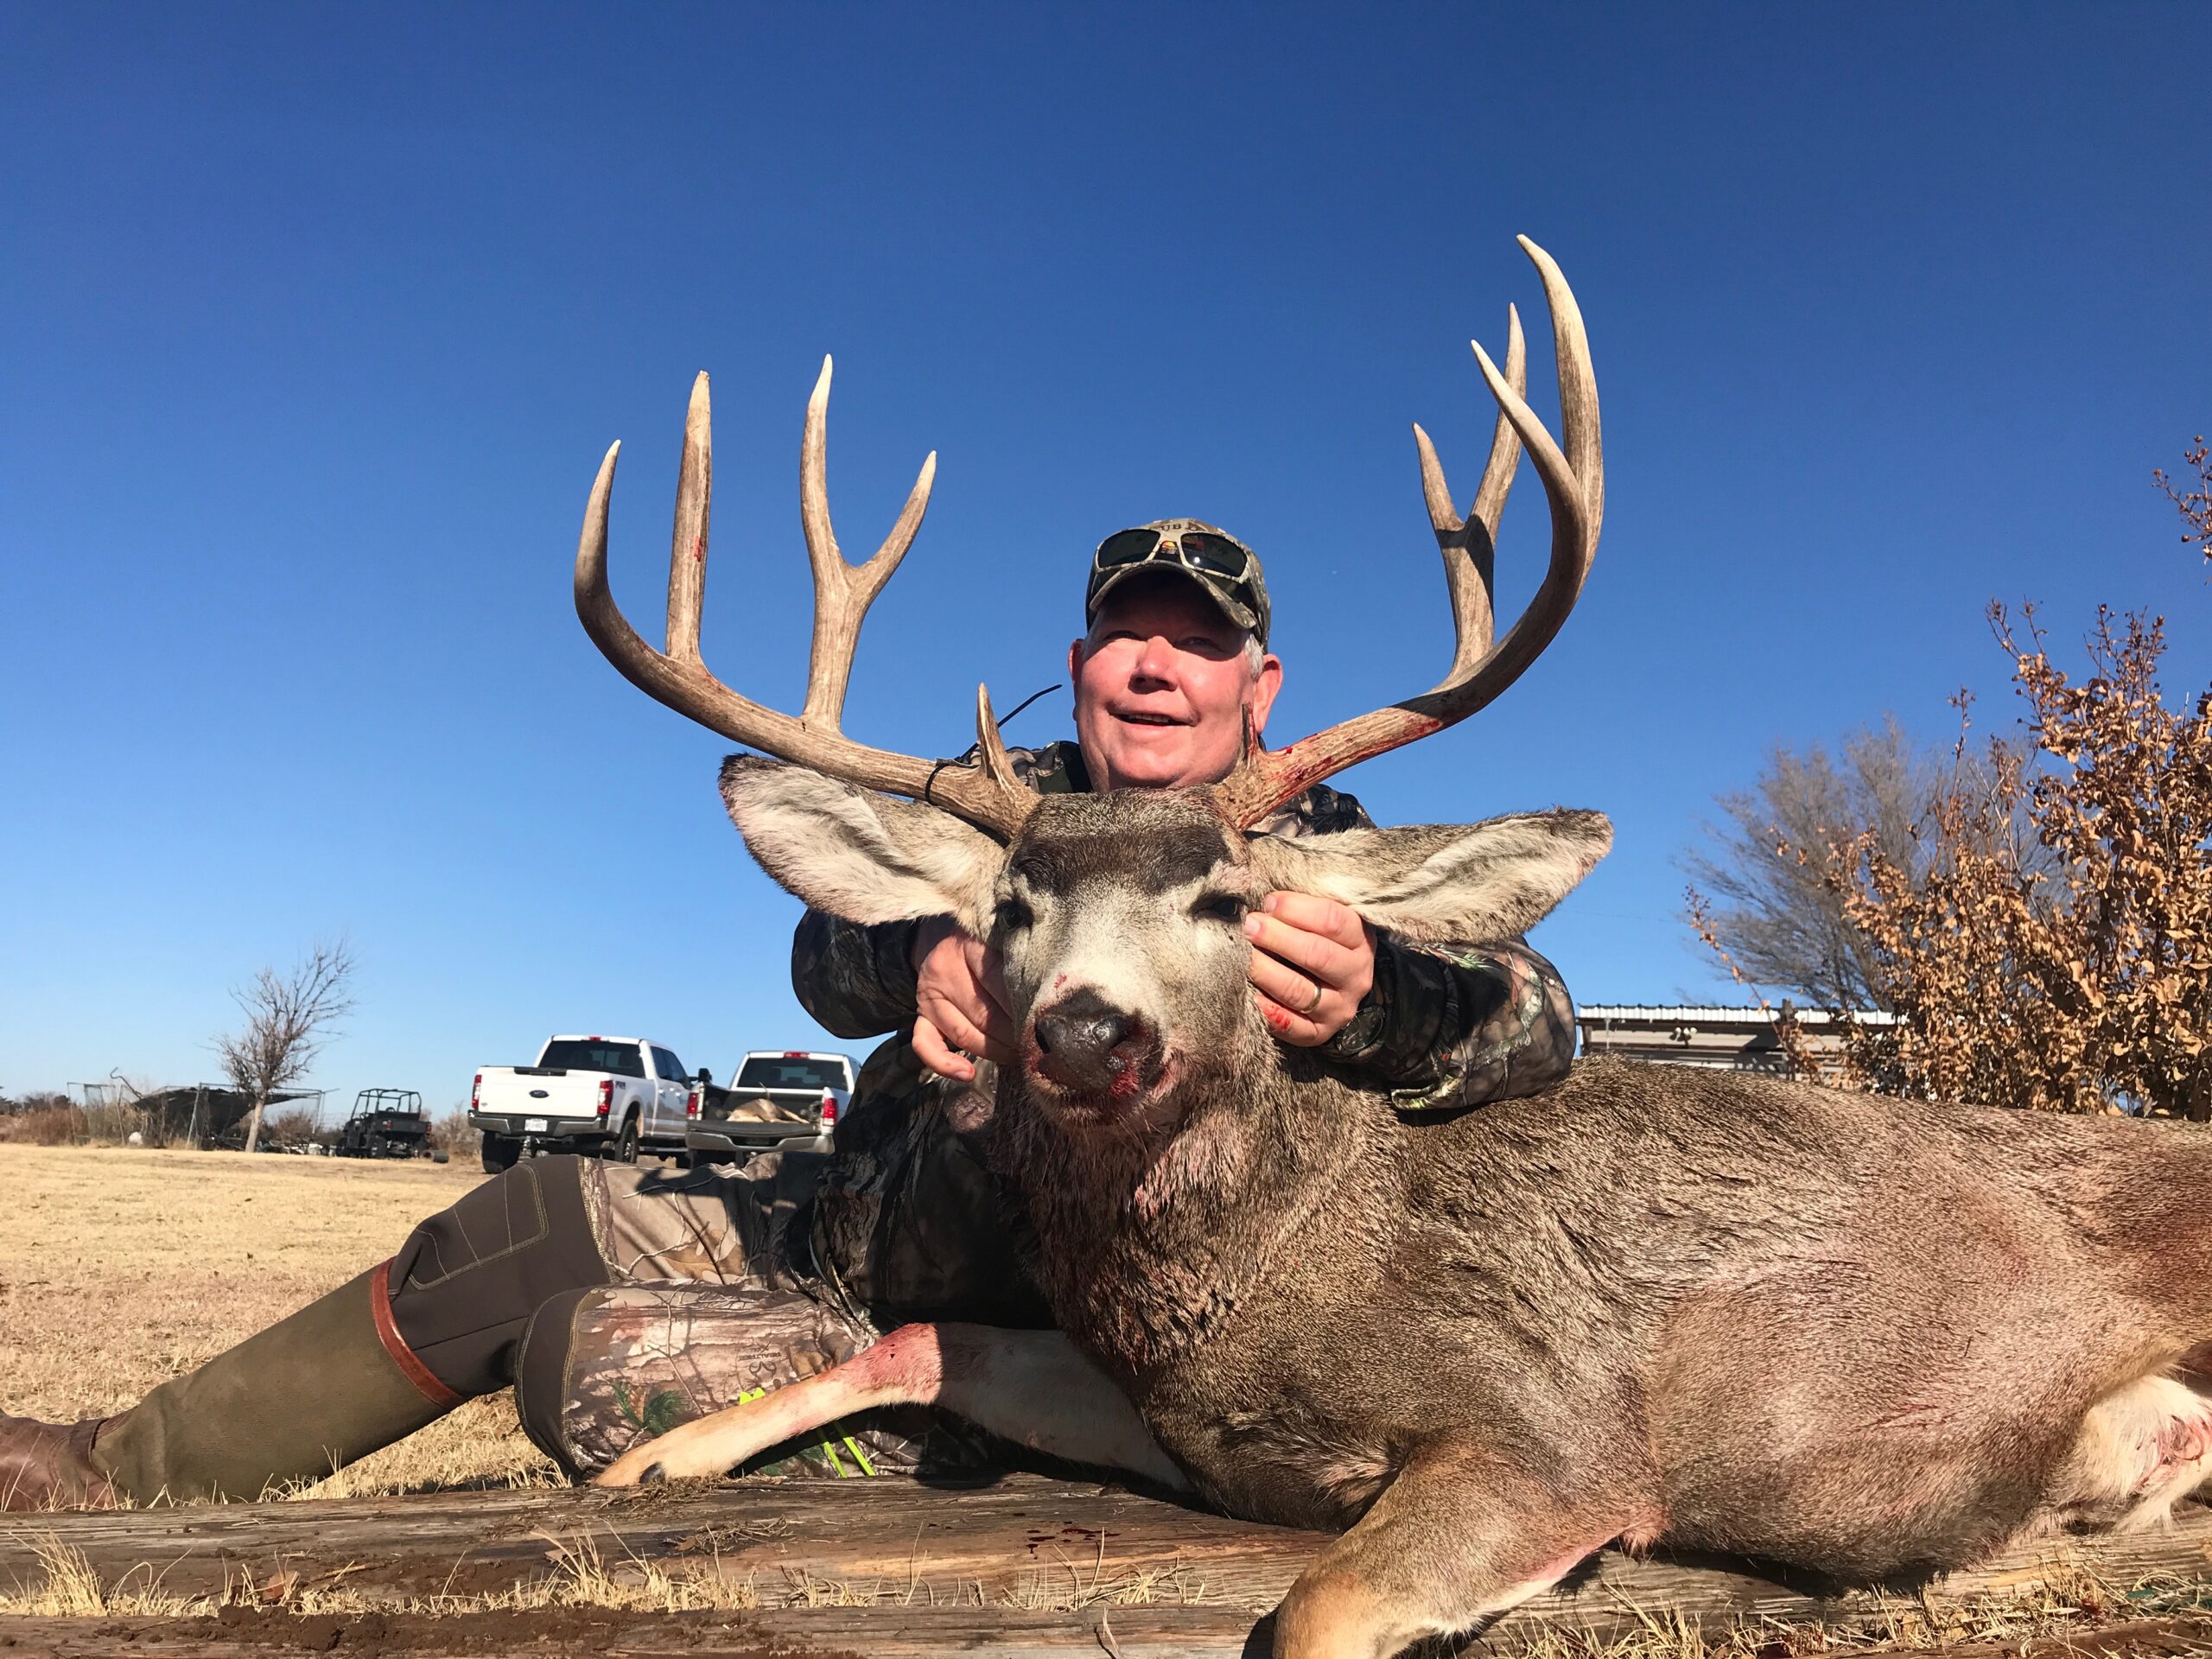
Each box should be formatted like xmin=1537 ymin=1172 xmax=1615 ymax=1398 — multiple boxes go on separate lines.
xmin=1193 ymin=893 xmax=1247 ymax=925
xmin=995 ymin=897 xmax=1035 ymax=932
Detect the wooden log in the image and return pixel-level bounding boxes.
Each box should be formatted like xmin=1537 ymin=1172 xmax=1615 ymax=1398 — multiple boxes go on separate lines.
xmin=0 ymin=1608 xmax=2205 ymax=1659
xmin=0 ymin=1604 xmax=1271 ymax=1656
xmin=0 ymin=1477 xmax=2206 ymax=1653
xmin=0 ymin=1477 xmax=1315 ymax=1609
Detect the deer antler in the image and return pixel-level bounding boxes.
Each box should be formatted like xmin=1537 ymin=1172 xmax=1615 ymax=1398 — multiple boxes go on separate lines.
xmin=1416 ymin=301 xmax=1526 ymax=690
xmin=574 ymin=360 xmax=1039 ymax=840
xmin=1208 ymin=236 xmax=1601 ymax=830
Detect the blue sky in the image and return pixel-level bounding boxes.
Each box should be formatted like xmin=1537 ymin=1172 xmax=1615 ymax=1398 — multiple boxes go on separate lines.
xmin=4 ymin=4 xmax=2208 ymax=1112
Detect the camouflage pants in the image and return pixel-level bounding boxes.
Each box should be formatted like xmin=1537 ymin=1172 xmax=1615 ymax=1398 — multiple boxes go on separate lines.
xmin=509 ymin=1153 xmax=990 ymax=1479
xmin=578 ymin=1148 xmax=823 ymax=1291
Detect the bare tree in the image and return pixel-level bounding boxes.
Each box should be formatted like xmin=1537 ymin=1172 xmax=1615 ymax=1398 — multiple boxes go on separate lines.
xmin=214 ymin=940 xmax=357 ymax=1154
xmin=1681 ymin=718 xmax=1939 ymax=1010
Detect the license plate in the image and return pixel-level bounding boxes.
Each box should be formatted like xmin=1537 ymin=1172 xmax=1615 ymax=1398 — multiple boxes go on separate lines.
xmin=524 ymin=1117 xmax=549 ymax=1133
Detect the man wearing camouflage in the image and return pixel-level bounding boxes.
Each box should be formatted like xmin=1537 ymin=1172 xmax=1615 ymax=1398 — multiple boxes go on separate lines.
xmin=0 ymin=520 xmax=1576 ymax=1505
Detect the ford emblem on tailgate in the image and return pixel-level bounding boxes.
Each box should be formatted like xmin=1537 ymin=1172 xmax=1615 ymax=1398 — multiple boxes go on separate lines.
xmin=529 ymin=1089 xmax=550 ymax=1099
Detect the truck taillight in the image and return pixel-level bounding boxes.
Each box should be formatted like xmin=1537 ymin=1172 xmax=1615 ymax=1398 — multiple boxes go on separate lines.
xmin=820 ymin=1089 xmax=837 ymax=1128
xmin=685 ymin=1086 xmax=701 ymax=1119
xmin=471 ymin=1073 xmax=481 ymax=1109
xmin=596 ymin=1078 xmax=613 ymax=1117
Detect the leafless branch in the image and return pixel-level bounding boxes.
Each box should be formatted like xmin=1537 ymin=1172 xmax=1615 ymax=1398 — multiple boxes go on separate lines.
xmin=2152 ymin=435 xmax=2212 ymax=569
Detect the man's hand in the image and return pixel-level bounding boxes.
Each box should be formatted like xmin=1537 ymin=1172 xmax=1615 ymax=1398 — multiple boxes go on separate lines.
xmin=911 ymin=917 xmax=1017 ymax=1082
xmin=1244 ymin=893 xmax=1376 ymax=1047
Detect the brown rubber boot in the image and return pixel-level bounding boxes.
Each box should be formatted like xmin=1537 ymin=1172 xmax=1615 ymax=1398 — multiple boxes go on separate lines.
xmin=0 ymin=1412 xmax=115 ymax=1510
xmin=90 ymin=1264 xmax=457 ymax=1504
xmin=21 ymin=1160 xmax=608 ymax=1508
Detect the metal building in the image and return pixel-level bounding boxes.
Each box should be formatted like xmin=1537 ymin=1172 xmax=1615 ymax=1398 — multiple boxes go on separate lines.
xmin=1574 ymin=1004 xmax=1897 ymax=1078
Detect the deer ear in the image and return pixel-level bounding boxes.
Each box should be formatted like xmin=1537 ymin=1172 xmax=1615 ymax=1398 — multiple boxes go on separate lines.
xmin=1249 ymin=810 xmax=1611 ymax=944
xmin=717 ymin=755 xmax=1003 ymax=934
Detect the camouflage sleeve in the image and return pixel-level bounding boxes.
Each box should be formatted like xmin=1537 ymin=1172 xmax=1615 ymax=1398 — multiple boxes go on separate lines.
xmin=1321 ymin=935 xmax=1576 ymax=1109
xmin=791 ymin=909 xmax=925 ymax=1040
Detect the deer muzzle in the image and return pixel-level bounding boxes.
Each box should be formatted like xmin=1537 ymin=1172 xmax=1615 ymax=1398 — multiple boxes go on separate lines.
xmin=1030 ymin=990 xmax=1160 ymax=1106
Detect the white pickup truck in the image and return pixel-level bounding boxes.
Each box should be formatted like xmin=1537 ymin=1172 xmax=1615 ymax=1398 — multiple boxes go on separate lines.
xmin=684 ymin=1050 xmax=856 ymax=1165
xmin=469 ymin=1035 xmax=697 ymax=1172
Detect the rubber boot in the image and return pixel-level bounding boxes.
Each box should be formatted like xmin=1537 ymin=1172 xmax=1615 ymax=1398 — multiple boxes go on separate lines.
xmin=92 ymin=1264 xmax=455 ymax=1503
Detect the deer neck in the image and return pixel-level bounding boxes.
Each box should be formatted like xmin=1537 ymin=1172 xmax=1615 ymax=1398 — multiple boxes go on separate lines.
xmin=995 ymin=1041 xmax=1373 ymax=1382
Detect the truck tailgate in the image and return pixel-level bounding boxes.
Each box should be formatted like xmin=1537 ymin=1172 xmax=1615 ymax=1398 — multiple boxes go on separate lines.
xmin=475 ymin=1068 xmax=602 ymax=1119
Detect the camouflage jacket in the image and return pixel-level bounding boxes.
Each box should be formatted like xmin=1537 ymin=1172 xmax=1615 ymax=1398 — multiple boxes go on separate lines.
xmin=791 ymin=741 xmax=1577 ymax=1329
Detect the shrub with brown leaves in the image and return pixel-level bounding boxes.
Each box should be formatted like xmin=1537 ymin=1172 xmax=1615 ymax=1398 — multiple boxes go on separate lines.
xmin=257 ymin=1104 xmax=325 ymax=1150
xmin=1829 ymin=603 xmax=2211 ymax=1115
xmin=1694 ymin=444 xmax=2212 ymax=1117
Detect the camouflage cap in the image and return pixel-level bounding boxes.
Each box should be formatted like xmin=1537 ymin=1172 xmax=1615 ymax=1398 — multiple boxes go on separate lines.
xmin=1084 ymin=519 xmax=1271 ymax=649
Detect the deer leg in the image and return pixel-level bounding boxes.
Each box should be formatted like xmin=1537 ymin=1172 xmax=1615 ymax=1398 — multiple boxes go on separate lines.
xmin=594 ymin=1322 xmax=1186 ymax=1491
xmin=1270 ymin=1440 xmax=1630 ymax=1659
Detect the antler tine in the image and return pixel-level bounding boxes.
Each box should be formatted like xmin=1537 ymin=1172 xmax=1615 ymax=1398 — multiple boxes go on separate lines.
xmin=975 ymin=684 xmax=1022 ymax=793
xmin=1209 ymin=236 xmax=1601 ymax=830
xmin=1466 ymin=303 xmax=1529 ymax=539
xmin=798 ymin=355 xmax=940 ymax=730
xmin=1413 ymin=302 xmax=1528 ymax=684
xmin=574 ymin=370 xmax=1037 ymax=842
xmin=664 ymin=372 xmax=712 ymax=667
xmin=1519 ymin=233 xmax=1602 ymax=540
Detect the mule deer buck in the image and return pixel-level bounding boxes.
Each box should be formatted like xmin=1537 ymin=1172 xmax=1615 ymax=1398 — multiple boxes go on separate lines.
xmin=571 ymin=239 xmax=2212 ymax=1659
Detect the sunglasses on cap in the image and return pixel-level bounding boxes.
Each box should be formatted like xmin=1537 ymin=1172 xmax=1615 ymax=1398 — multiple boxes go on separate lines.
xmin=1091 ymin=525 xmax=1256 ymax=586
xmin=1089 ymin=525 xmax=1267 ymax=627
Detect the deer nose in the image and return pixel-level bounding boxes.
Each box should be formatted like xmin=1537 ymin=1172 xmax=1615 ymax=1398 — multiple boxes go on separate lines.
xmin=1033 ymin=989 xmax=1153 ymax=1097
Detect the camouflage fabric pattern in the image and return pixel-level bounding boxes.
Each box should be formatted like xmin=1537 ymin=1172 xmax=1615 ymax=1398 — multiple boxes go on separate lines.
xmin=533 ymin=1281 xmax=993 ymax=1479
xmin=1084 ymin=519 xmax=1272 ymax=645
xmin=806 ymin=1039 xmax=1052 ymax=1329
xmin=1328 ymin=935 xmax=1579 ymax=1109
xmin=580 ymin=1150 xmax=822 ymax=1290
xmin=790 ymin=738 xmax=1580 ymax=1325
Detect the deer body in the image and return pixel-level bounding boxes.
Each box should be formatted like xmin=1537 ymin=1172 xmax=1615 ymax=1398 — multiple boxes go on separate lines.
xmin=1014 ymin=1047 xmax=2212 ymax=1573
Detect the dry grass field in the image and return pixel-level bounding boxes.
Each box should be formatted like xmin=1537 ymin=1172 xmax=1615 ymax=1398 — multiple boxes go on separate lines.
xmin=0 ymin=1143 xmax=556 ymax=1500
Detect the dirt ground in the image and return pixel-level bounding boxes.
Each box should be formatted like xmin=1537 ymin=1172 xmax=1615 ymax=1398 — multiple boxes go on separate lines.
xmin=0 ymin=1143 xmax=556 ymax=1499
